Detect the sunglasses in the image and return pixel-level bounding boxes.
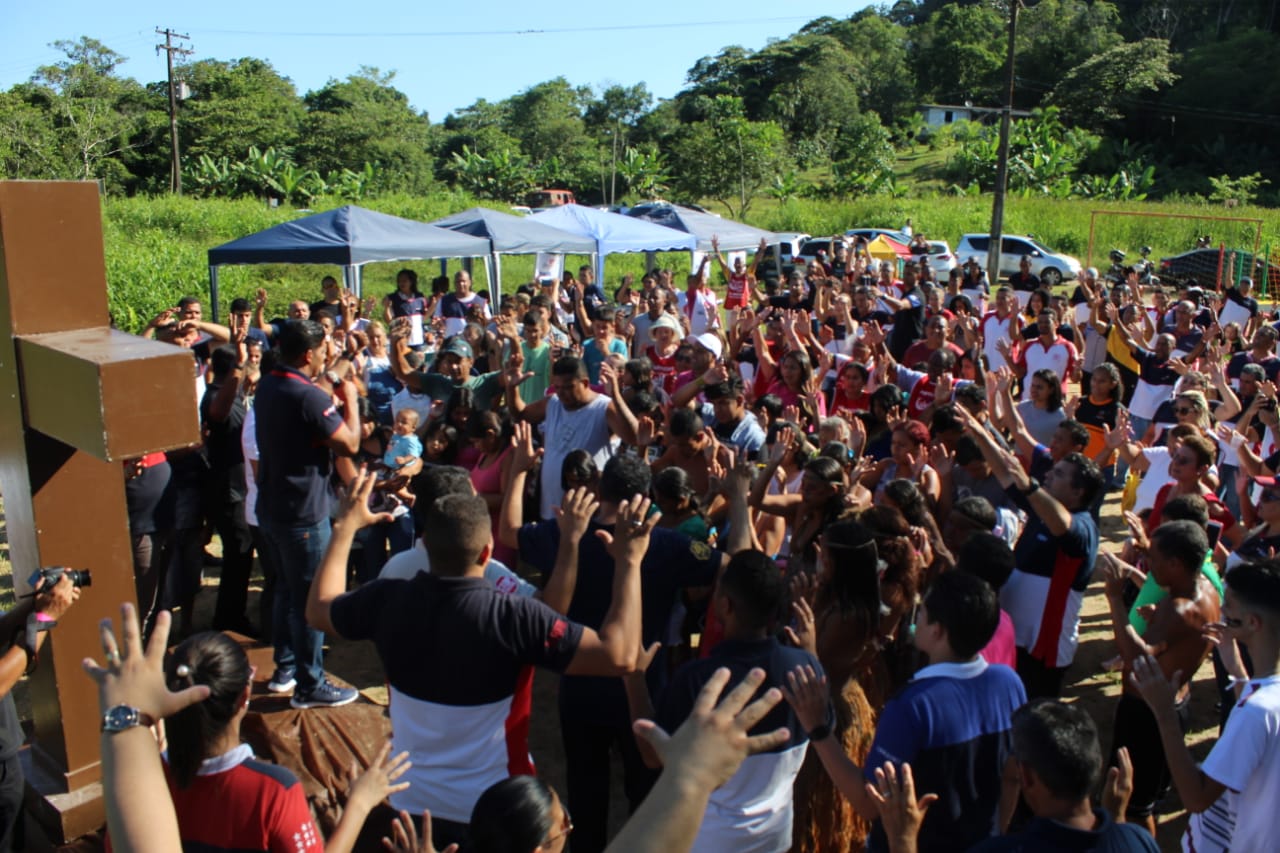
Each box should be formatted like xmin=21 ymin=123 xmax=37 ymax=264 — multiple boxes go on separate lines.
xmin=1174 ymin=406 xmax=1195 ymax=415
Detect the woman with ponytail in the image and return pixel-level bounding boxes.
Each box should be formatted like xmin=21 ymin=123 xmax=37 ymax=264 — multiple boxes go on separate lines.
xmin=159 ymin=632 xmax=410 ymax=853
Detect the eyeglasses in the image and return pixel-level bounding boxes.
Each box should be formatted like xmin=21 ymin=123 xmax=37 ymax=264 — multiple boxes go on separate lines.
xmin=546 ymin=805 xmax=574 ymax=845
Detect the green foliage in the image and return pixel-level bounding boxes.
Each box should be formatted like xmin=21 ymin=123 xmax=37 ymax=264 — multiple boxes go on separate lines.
xmin=1048 ymin=39 xmax=1177 ymax=130
xmin=912 ymin=4 xmax=1005 ymax=103
xmin=299 ymin=68 xmax=436 ymax=195
xmin=616 ymin=146 xmax=670 ymax=201
xmin=449 ymin=146 xmax=533 ymax=202
xmin=1208 ymin=173 xmax=1271 ymax=207
xmin=669 ymin=96 xmax=786 ymax=219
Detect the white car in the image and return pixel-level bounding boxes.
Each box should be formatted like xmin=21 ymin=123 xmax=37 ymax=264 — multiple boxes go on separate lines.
xmin=955 ymin=233 xmax=1082 ymax=286
xmin=758 ymin=232 xmax=812 ymax=279
xmin=918 ymin=239 xmax=959 ymax=278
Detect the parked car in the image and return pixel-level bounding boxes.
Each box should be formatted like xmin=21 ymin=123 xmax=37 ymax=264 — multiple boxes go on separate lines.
xmin=955 ymin=233 xmax=1082 ymax=286
xmin=795 ymin=237 xmax=844 ymax=268
xmin=529 ymin=188 xmax=576 ymax=208
xmin=757 ymin=232 xmax=812 ymax=280
xmin=919 ymin=239 xmax=959 ymax=278
xmin=1159 ymin=248 xmax=1280 ymax=291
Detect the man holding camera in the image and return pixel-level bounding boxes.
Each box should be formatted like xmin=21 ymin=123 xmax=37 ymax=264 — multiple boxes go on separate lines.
xmin=0 ymin=572 xmax=79 ymax=851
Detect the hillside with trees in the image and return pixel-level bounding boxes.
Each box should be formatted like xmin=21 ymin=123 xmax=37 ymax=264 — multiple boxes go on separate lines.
xmin=2 ymin=0 xmax=1278 ymax=207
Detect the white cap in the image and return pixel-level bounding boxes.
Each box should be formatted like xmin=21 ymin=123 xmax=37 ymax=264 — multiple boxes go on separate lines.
xmin=692 ymin=332 xmax=723 ymax=360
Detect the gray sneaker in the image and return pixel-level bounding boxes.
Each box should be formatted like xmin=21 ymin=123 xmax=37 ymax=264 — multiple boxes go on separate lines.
xmin=267 ymin=667 xmax=297 ymax=694
xmin=290 ymin=679 xmax=358 ymax=710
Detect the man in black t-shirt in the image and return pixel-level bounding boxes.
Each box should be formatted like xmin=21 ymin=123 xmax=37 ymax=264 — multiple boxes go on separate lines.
xmin=307 ymin=471 xmax=654 ymax=850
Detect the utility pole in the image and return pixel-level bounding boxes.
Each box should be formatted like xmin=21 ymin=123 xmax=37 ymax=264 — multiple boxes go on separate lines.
xmin=156 ymin=28 xmax=193 ymax=195
xmin=987 ymin=1 xmax=1020 ymax=289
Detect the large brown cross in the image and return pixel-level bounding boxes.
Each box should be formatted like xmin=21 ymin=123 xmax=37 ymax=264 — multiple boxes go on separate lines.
xmin=0 ymin=181 xmax=200 ymax=842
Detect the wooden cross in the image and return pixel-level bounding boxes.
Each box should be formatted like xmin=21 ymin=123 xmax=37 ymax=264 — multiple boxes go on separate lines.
xmin=0 ymin=181 xmax=200 ymax=842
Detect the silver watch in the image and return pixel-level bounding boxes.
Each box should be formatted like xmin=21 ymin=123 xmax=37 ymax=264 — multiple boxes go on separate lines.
xmin=101 ymin=705 xmax=155 ymax=733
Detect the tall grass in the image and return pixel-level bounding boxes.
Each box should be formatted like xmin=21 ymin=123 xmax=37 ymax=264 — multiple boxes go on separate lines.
xmin=102 ymin=192 xmax=1280 ymax=332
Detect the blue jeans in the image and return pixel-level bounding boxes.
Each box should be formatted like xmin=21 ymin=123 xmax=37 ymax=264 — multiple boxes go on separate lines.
xmin=257 ymin=518 xmax=331 ymax=693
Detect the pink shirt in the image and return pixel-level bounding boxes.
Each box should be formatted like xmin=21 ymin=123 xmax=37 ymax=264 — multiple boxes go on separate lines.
xmin=981 ymin=609 xmax=1017 ymax=669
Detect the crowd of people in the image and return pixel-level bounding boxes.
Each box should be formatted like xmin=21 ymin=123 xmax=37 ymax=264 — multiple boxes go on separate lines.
xmin=34 ymin=240 xmax=1280 ymax=852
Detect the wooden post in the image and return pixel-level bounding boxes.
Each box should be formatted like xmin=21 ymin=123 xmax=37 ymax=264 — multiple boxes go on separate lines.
xmin=0 ymin=181 xmax=200 ymax=843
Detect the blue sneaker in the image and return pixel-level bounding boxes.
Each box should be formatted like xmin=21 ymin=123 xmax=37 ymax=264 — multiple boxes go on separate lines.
xmin=266 ymin=667 xmax=296 ymax=694
xmin=290 ymin=679 xmax=358 ymax=709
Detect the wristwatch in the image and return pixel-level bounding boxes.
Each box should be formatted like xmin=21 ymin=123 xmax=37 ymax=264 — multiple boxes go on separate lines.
xmin=806 ymin=722 xmax=833 ymax=742
xmin=101 ymin=705 xmax=156 ymax=734
xmin=1020 ymin=479 xmax=1041 ymax=496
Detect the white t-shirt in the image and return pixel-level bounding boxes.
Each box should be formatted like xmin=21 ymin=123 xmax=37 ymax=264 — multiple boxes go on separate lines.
xmin=1191 ymin=677 xmax=1280 ymax=852
xmin=1133 ymin=447 xmax=1173 ymax=514
xmin=241 ymin=403 xmax=259 ymax=528
xmin=1019 ymin=338 xmax=1078 ymax=401
xmin=380 ymin=542 xmax=537 ymax=597
xmin=391 ymin=387 xmax=435 ymax=424
xmin=980 ymin=311 xmax=1016 ymax=373
xmin=678 ymin=288 xmax=720 ymax=336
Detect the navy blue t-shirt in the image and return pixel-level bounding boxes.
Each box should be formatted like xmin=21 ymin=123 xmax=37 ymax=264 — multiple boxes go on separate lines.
xmin=969 ymin=809 xmax=1158 ymax=852
xmin=254 ymin=365 xmax=345 ymax=526
xmin=330 ymin=574 xmax=583 ymax=703
xmin=518 ymin=520 xmax=721 ymax=723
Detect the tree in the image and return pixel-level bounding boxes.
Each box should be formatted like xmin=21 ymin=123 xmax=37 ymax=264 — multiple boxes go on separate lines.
xmin=1016 ymin=0 xmax=1123 ymax=90
xmin=912 ymin=4 xmax=1005 ymax=103
xmin=502 ymin=78 xmax=598 ymax=193
xmin=179 ymin=58 xmax=305 ymax=165
xmin=668 ymin=96 xmax=785 ymax=219
xmin=299 ymin=68 xmax=436 ymax=193
xmin=19 ymin=37 xmax=151 ymax=186
xmin=585 ymin=83 xmax=652 ymax=205
xmin=1047 ymin=38 xmax=1177 ymax=130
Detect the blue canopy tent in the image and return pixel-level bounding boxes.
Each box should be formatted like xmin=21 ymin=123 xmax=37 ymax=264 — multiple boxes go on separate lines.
xmin=623 ymin=203 xmax=777 ymax=252
xmin=530 ymin=203 xmax=697 ymax=286
xmin=429 ymin=207 xmax=597 ymax=292
xmin=206 ymin=205 xmax=491 ymax=320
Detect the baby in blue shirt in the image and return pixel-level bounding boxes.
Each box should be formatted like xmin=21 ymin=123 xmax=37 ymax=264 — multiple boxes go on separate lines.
xmin=384 ymin=408 xmax=423 ymax=469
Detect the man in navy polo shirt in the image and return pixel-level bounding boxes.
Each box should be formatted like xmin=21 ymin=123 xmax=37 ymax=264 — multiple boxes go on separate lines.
xmin=632 ymin=551 xmax=826 ymax=853
xmin=254 ymin=319 xmax=361 ymax=709
xmin=307 ymin=470 xmax=654 ymax=850
xmin=786 ymin=571 xmax=1027 ymax=853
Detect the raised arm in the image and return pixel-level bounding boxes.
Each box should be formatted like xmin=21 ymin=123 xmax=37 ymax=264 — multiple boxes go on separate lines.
xmin=564 ymin=497 xmax=656 ymax=675
xmin=540 ymin=487 xmax=599 ymax=616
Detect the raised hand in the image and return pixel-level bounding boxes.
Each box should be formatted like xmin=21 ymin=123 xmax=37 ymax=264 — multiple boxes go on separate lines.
xmin=866 ymin=762 xmax=937 ymax=851
xmin=555 ymin=486 xmax=600 ymax=545
xmin=783 ymin=595 xmax=817 ymax=656
xmin=780 ymin=664 xmax=830 ymax=732
xmin=1129 ymin=653 xmax=1183 ymax=714
xmin=929 ymin=443 xmax=954 ymax=478
xmin=255 ymin=288 xmax=269 ymax=310
xmin=381 ymin=808 xmax=458 ymax=853
xmin=510 ymin=421 xmax=541 ymax=474
xmin=82 ymin=604 xmax=212 ymax=725
xmin=1102 ymin=747 xmax=1134 ymax=821
xmin=345 ymin=742 xmax=412 ymax=816
xmin=595 ymin=494 xmax=661 ymax=564
xmin=635 ymin=415 xmax=657 ymax=449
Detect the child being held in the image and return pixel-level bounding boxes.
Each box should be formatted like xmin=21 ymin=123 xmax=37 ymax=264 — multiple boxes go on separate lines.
xmin=376 ymin=408 xmax=421 ymax=518
xmin=384 ymin=408 xmax=423 ymax=469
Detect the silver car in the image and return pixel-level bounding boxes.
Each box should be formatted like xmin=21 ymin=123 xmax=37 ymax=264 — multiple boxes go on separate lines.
xmin=955 ymin=233 xmax=1082 ymax=286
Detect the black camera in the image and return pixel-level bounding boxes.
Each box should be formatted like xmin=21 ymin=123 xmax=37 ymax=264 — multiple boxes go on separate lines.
xmin=28 ymin=566 xmax=92 ymax=590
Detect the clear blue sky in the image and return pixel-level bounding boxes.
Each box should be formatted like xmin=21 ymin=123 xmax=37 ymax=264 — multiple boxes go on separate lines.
xmin=4 ymin=1 xmax=872 ymax=120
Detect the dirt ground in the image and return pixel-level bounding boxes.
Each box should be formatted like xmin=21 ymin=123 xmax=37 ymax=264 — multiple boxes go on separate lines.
xmin=0 ymin=483 xmax=1217 ymax=849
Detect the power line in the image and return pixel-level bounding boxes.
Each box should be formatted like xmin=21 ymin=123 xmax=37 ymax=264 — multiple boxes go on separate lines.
xmin=197 ymin=15 xmax=823 ymax=39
